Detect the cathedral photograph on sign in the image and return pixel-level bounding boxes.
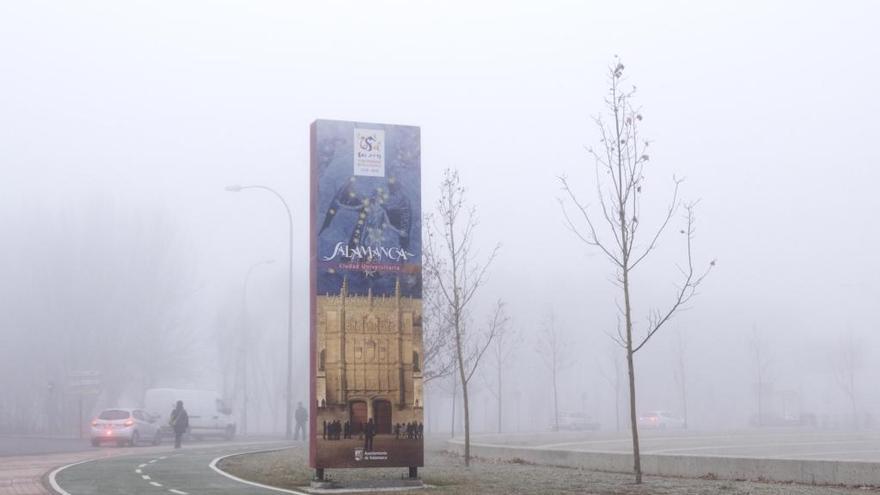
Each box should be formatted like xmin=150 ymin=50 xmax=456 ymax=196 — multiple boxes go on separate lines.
xmin=313 ymin=277 xmax=424 ymax=467
xmin=310 ymin=119 xmax=423 ymax=470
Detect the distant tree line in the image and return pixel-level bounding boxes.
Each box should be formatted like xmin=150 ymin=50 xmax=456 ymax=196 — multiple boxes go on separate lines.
xmin=0 ymin=197 xmax=198 ymax=434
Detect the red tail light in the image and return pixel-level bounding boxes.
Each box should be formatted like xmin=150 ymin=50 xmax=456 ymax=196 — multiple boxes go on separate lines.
xmin=124 ymin=419 xmax=134 ymax=427
xmin=91 ymin=420 xmax=98 ymax=426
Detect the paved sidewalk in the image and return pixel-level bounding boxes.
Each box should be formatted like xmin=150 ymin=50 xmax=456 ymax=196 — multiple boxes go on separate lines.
xmin=0 ymin=447 xmax=165 ymax=495
xmin=0 ymin=437 xmax=93 ymax=457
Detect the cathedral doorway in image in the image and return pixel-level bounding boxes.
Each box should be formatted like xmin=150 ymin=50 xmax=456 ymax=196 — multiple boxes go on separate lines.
xmin=373 ymin=399 xmax=392 ymax=434
xmin=350 ymin=400 xmax=367 ymax=434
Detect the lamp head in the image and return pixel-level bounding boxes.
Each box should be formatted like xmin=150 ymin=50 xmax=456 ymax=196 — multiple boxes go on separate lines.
xmin=225 ymin=185 xmax=243 ymax=192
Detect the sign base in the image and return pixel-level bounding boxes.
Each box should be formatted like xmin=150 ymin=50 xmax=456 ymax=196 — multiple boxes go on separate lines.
xmin=307 ymin=477 xmax=425 ymax=493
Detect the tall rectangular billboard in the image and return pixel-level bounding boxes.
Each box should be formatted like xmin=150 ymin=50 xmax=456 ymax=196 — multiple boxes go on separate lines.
xmin=310 ymin=120 xmax=423 ymax=469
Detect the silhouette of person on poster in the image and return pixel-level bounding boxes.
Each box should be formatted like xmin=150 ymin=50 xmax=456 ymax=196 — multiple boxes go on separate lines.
xmin=364 ymin=418 xmax=376 ymax=451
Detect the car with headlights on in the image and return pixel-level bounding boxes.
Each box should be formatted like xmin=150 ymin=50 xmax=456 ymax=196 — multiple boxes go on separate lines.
xmin=637 ymin=410 xmax=686 ymax=430
xmin=90 ymin=408 xmax=161 ymax=447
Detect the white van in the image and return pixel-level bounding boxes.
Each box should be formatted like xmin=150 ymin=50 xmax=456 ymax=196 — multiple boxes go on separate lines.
xmin=144 ymin=388 xmax=236 ymax=440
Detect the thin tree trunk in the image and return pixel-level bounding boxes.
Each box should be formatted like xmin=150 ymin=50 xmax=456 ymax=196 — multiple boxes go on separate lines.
xmin=457 ymin=355 xmax=470 ymax=466
xmin=623 ymin=268 xmax=642 ymax=484
xmin=451 ymin=377 xmax=457 ymax=439
xmin=757 ymin=365 xmax=763 ymax=426
xmin=463 ymin=381 xmax=470 ymax=466
xmin=497 ymin=364 xmax=502 ymax=433
xmin=453 ymin=300 xmax=471 ymax=466
xmin=552 ymin=365 xmax=559 ymax=431
xmin=851 ymin=393 xmax=858 ymax=429
xmin=678 ymin=341 xmax=688 ymax=429
xmin=850 ymin=370 xmax=857 ymax=429
xmin=680 ymin=370 xmax=688 ymax=429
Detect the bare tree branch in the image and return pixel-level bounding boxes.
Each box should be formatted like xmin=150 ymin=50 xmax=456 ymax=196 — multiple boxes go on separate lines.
xmin=423 ymin=168 xmax=502 ymax=467
xmin=633 ymin=204 xmax=714 ymax=353
xmin=556 ymin=59 xmax=712 ymax=484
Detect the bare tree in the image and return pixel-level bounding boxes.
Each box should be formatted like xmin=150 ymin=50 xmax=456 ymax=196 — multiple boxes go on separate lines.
xmin=671 ymin=328 xmax=689 ymax=429
xmin=831 ymin=328 xmax=861 ymax=428
xmin=0 ymin=200 xmax=198 ymax=434
xmin=424 ymin=168 xmax=502 ymax=467
xmin=749 ymin=325 xmax=772 ymax=426
xmin=421 ymin=259 xmax=456 ymax=383
xmin=481 ymin=308 xmax=515 ymax=433
xmin=537 ymin=312 xmax=570 ymax=432
xmin=558 ymin=59 xmax=713 ymax=483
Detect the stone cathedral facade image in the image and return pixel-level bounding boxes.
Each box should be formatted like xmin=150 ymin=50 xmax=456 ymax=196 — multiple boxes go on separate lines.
xmin=315 ymin=278 xmax=424 ymax=435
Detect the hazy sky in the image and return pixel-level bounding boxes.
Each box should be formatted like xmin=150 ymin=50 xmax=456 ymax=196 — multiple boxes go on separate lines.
xmin=2 ymin=0 xmax=879 ymax=428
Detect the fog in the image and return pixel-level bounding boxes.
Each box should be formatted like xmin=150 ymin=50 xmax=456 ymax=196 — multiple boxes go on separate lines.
xmin=2 ymin=0 xmax=879 ymax=440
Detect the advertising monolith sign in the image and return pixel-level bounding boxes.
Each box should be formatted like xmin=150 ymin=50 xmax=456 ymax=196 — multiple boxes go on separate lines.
xmin=310 ymin=119 xmax=423 ymax=470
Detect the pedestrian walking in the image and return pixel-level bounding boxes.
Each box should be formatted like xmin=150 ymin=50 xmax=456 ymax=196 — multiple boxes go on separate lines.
xmin=364 ymin=418 xmax=376 ymax=451
xmin=169 ymin=401 xmax=189 ymax=449
xmin=294 ymin=402 xmax=308 ymax=441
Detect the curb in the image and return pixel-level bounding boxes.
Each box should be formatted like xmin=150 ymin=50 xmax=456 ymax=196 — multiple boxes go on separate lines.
xmin=209 ymin=446 xmax=311 ymax=495
xmin=446 ymin=438 xmax=880 ymax=487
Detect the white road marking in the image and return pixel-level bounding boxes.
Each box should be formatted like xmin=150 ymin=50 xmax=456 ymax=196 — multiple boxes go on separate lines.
xmin=149 ymin=459 xmax=158 ymax=463
xmin=169 ymin=489 xmax=189 ymax=495
xmin=209 ymin=448 xmax=311 ymax=495
xmin=139 ymin=463 xmax=148 ymax=468
xmin=142 ymin=475 xmax=151 ymax=480
xmin=45 ymin=440 xmax=293 ymax=495
xmin=136 ymin=468 xmax=143 ymax=474
xmin=159 ymin=456 xmax=168 ymax=460
xmin=49 ymin=459 xmax=100 ymax=495
xmin=150 ymin=481 xmax=164 ymax=487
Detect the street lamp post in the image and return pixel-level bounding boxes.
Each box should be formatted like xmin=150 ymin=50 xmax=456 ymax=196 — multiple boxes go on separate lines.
xmin=226 ymin=184 xmax=295 ymax=439
xmin=240 ymin=258 xmax=275 ymax=437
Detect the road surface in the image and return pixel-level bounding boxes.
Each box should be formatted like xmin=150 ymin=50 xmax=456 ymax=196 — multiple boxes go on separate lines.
xmin=50 ymin=442 xmax=298 ymax=495
xmin=0 ymin=439 xmax=294 ymax=495
xmin=471 ymin=428 xmax=880 ymax=461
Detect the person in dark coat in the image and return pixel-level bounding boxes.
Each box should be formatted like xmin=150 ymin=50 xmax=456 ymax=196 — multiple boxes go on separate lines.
xmin=364 ymin=418 xmax=376 ymax=451
xmin=294 ymin=402 xmax=308 ymax=441
xmin=169 ymin=400 xmax=189 ymax=449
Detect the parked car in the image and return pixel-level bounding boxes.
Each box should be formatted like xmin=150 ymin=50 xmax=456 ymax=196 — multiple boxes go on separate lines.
xmin=90 ymin=408 xmax=162 ymax=447
xmin=144 ymin=388 xmax=236 ymax=440
xmin=556 ymin=411 xmax=601 ymax=431
xmin=749 ymin=412 xmax=816 ymax=427
xmin=638 ymin=411 xmax=686 ymax=430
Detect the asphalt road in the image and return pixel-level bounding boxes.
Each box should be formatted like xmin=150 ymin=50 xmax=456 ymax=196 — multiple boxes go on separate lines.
xmin=50 ymin=441 xmax=298 ymax=495
xmin=471 ymin=428 xmax=880 ymax=462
